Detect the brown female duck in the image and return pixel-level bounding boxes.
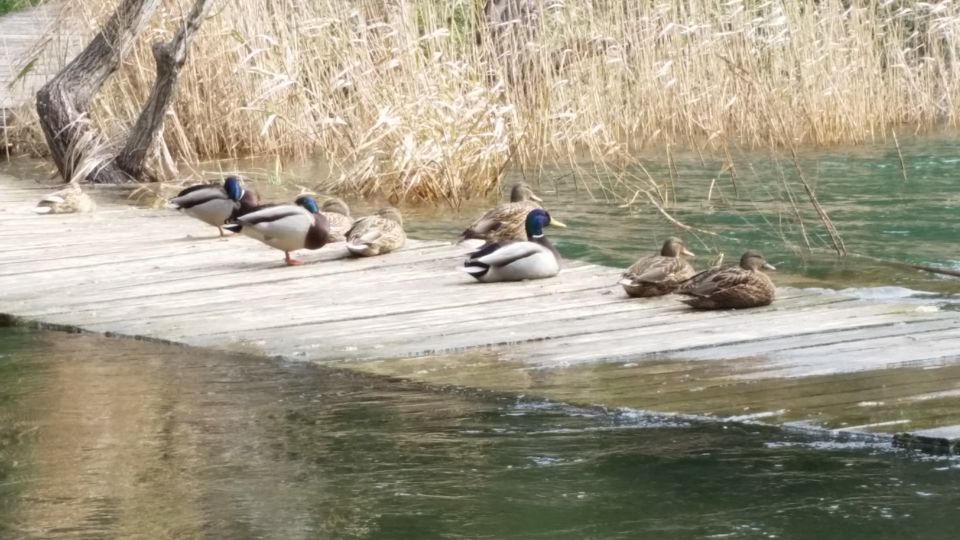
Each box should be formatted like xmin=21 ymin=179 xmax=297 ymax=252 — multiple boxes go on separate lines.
xmin=345 ymin=207 xmax=406 ymax=256
xmin=677 ymin=250 xmax=776 ymax=309
xmin=461 ymin=181 xmax=544 ymax=243
xmin=619 ymin=237 xmax=696 ymax=297
xmin=320 ymin=197 xmax=354 ymax=242
xmin=34 ymin=182 xmax=96 ymax=214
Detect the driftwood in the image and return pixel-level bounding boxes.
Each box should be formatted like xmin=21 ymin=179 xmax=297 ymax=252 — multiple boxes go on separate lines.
xmin=901 ymin=262 xmax=960 ymax=279
xmin=35 ymin=0 xmax=214 ymax=184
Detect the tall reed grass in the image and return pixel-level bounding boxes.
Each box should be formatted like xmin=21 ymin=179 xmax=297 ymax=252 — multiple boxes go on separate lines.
xmin=9 ymin=0 xmax=960 ymax=203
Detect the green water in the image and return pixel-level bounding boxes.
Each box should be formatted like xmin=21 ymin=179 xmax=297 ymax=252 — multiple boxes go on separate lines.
xmin=1 ymin=327 xmax=959 ymax=539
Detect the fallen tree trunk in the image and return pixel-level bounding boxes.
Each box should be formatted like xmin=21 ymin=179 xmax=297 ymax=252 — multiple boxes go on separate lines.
xmin=36 ymin=0 xmax=214 ymax=184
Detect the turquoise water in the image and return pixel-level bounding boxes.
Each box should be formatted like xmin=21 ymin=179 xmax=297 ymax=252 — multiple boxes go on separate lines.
xmin=1 ymin=327 xmax=959 ymax=539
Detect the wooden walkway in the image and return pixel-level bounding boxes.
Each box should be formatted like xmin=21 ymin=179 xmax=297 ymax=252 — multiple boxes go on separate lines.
xmin=1 ymin=177 xmax=959 ymax=454
xmin=0 ymin=2 xmax=75 ymax=138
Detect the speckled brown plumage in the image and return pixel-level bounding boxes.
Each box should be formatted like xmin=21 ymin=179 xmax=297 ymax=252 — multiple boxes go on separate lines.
xmin=346 ymin=207 xmax=406 ymax=256
xmin=320 ymin=197 xmax=354 ymax=242
xmin=620 ymin=237 xmax=696 ymax=297
xmin=461 ymin=182 xmax=543 ymax=243
xmin=678 ymin=250 xmax=776 ymax=309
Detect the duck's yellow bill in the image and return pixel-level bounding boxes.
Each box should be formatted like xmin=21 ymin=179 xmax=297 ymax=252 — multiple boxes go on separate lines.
xmin=550 ymin=218 xmax=567 ymax=228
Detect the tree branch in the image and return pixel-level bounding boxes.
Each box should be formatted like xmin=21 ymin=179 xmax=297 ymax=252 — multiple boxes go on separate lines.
xmin=115 ymin=0 xmax=215 ymax=179
xmin=36 ymin=0 xmax=161 ymax=182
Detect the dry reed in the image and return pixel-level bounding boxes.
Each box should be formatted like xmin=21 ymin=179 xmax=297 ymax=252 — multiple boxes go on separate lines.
xmin=8 ymin=0 xmax=960 ymax=203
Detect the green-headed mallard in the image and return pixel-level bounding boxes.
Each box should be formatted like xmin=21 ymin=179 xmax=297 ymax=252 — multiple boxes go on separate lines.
xmin=677 ymin=250 xmax=776 ymax=309
xmin=168 ymin=175 xmax=259 ymax=236
xmin=224 ymin=194 xmax=330 ymax=266
xmin=34 ymin=182 xmax=96 ymax=214
xmin=461 ymin=181 xmax=544 ymax=243
xmin=320 ymin=197 xmax=354 ymax=242
xmin=345 ymin=207 xmax=406 ymax=256
xmin=619 ymin=237 xmax=696 ymax=297
xmin=462 ymin=208 xmax=567 ymax=282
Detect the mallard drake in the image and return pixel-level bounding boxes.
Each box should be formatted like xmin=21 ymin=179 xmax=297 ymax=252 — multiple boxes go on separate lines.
xmin=461 ymin=181 xmax=544 ymax=243
xmin=320 ymin=197 xmax=354 ymax=242
xmin=224 ymin=195 xmax=330 ymax=266
xmin=619 ymin=237 xmax=696 ymax=297
xmin=345 ymin=207 xmax=406 ymax=257
xmin=677 ymin=250 xmax=776 ymax=309
xmin=168 ymin=175 xmax=259 ymax=236
xmin=34 ymin=183 xmax=96 ymax=214
xmin=462 ymin=208 xmax=567 ymax=282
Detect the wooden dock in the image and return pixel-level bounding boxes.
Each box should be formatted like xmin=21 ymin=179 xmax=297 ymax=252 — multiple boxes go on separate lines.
xmin=0 ymin=2 xmax=76 ymax=141
xmin=1 ymin=176 xmax=959 ymax=454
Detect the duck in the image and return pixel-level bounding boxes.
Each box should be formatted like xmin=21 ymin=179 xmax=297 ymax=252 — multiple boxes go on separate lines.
xmin=345 ymin=207 xmax=406 ymax=257
xmin=320 ymin=197 xmax=354 ymax=242
xmin=168 ymin=175 xmax=259 ymax=236
xmin=34 ymin=182 xmax=96 ymax=214
xmin=619 ymin=237 xmax=696 ymax=297
xmin=224 ymin=194 xmax=330 ymax=266
xmin=462 ymin=208 xmax=567 ymax=282
xmin=677 ymin=250 xmax=776 ymax=309
xmin=461 ymin=181 xmax=544 ymax=243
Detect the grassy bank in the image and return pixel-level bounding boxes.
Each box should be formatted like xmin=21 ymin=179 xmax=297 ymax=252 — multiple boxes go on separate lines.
xmin=7 ymin=0 xmax=960 ymax=203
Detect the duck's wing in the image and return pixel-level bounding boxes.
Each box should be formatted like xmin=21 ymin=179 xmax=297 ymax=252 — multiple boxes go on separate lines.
xmin=467 ymin=241 xmax=544 ymax=268
xmin=679 ymin=267 xmax=752 ymax=297
xmin=462 ymin=217 xmax=503 ymax=238
xmin=462 ymin=201 xmax=536 ymax=239
xmin=622 ymin=254 xmax=660 ymax=279
xmin=236 ymin=204 xmax=306 ymax=226
xmin=170 ymin=184 xmax=227 ymax=209
xmin=634 ymin=257 xmax=695 ymax=284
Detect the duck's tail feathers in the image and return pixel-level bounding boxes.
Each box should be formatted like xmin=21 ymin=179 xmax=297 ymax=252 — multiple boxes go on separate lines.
xmin=40 ymin=195 xmax=66 ymax=204
xmin=461 ymin=260 xmax=489 ymax=279
xmin=345 ymin=243 xmax=365 ymax=255
xmin=223 ymin=223 xmax=243 ymax=233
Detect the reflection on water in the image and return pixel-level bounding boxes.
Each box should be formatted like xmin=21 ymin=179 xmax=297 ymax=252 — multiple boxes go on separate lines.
xmin=2 ymin=327 xmax=959 ymax=539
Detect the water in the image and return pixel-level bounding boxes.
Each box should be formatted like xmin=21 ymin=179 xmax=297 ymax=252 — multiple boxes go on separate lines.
xmin=1 ymin=327 xmax=960 ymax=539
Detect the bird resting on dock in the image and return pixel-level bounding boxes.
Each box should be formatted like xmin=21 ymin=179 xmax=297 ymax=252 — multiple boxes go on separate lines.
xmin=462 ymin=208 xmax=566 ymax=282
xmin=34 ymin=182 xmax=95 ymax=214
xmin=320 ymin=197 xmax=354 ymax=242
xmin=345 ymin=207 xmax=406 ymax=257
xmin=619 ymin=237 xmax=696 ymax=297
xmin=461 ymin=181 xmax=544 ymax=243
xmin=677 ymin=250 xmax=776 ymax=309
